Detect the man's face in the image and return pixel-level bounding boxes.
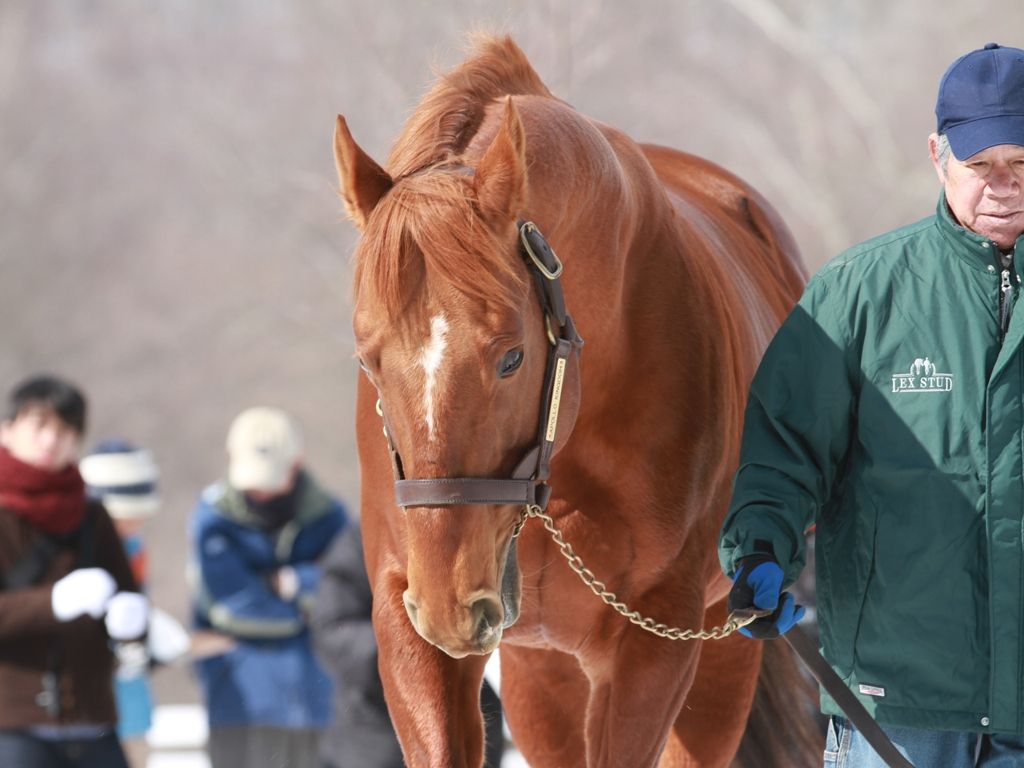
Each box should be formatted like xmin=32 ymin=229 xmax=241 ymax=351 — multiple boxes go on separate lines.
xmin=241 ymin=466 xmax=298 ymax=503
xmin=0 ymin=405 xmax=80 ymax=472
xmin=930 ymin=137 xmax=1024 ymax=250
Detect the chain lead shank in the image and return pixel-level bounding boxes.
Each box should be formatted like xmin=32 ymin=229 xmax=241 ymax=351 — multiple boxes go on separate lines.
xmin=515 ymin=505 xmax=758 ymax=640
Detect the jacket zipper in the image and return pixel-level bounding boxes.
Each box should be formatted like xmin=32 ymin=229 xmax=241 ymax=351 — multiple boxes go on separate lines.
xmin=999 ymin=268 xmax=1014 ymax=342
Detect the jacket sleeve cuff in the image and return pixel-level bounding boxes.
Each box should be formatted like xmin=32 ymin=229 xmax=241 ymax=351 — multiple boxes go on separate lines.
xmin=719 ymin=510 xmax=804 ymax=586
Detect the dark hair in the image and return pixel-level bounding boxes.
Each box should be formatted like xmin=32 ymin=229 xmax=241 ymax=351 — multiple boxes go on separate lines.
xmin=6 ymin=375 xmax=87 ymax=434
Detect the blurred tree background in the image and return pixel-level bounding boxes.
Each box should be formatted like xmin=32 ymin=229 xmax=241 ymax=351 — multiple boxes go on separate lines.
xmin=1 ymin=0 xmax=1021 ymax=705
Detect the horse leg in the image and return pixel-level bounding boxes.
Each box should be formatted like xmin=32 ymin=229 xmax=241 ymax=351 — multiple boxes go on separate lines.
xmin=374 ymin=570 xmax=488 ymax=768
xmin=498 ymin=645 xmax=589 ymax=768
xmin=580 ymin=618 xmax=704 ymax=768
xmin=661 ymin=597 xmax=762 ymax=767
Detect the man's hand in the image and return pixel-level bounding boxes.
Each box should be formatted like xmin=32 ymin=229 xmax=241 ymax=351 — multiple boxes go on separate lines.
xmin=728 ymin=553 xmax=805 ymax=639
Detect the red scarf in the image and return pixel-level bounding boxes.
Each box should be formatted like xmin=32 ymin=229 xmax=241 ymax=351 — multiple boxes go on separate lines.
xmin=0 ymin=447 xmax=86 ymax=535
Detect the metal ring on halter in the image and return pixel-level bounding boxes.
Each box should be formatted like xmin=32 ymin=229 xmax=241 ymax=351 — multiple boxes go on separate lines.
xmin=511 ymin=508 xmax=528 ymax=539
xmin=375 ymin=398 xmax=383 ymax=417
xmin=511 ymin=503 xmax=541 ymax=540
xmin=519 ymin=221 xmax=564 ymax=280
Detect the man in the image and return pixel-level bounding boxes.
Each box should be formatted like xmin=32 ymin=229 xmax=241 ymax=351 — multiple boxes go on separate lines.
xmin=311 ymin=524 xmax=506 ymax=768
xmin=719 ymin=43 xmax=1024 ymax=767
xmin=310 ymin=523 xmax=404 ymax=768
xmin=190 ymin=406 xmax=347 ymax=768
xmin=0 ymin=375 xmax=147 ymax=767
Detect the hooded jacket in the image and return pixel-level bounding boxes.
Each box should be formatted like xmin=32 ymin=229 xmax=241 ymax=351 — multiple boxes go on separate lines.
xmin=190 ymin=471 xmax=347 ymax=729
xmin=720 ymin=192 xmax=1024 ymax=734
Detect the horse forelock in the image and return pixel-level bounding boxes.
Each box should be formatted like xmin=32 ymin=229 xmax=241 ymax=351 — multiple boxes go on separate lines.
xmin=355 ymin=36 xmax=554 ymax=326
xmin=386 ymin=34 xmax=551 ymax=179
xmin=354 ymin=175 xmax=527 ymax=323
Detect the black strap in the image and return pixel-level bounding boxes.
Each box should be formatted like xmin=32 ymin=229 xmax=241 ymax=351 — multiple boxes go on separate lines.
xmin=784 ymin=626 xmax=915 ymax=768
xmin=394 ymin=478 xmax=550 ymax=508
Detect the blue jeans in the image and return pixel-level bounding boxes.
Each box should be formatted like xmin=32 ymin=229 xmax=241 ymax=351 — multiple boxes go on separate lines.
xmin=0 ymin=729 xmax=129 ymax=768
xmin=824 ymin=716 xmax=1024 ymax=768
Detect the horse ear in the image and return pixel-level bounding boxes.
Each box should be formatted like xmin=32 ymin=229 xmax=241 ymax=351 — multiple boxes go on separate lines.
xmin=474 ymin=97 xmax=527 ymax=225
xmin=334 ymin=115 xmax=393 ymax=231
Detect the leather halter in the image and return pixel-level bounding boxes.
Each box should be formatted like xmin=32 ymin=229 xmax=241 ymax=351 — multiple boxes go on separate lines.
xmin=375 ymin=220 xmax=584 ymax=510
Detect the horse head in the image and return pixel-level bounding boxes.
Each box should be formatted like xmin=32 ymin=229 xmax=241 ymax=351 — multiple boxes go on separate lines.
xmin=335 ymin=102 xmax=582 ymax=658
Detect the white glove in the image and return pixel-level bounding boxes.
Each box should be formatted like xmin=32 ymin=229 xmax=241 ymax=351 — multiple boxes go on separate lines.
xmin=51 ymin=568 xmax=116 ymax=622
xmin=147 ymin=607 xmax=192 ymax=664
xmin=105 ymin=591 xmax=149 ymax=640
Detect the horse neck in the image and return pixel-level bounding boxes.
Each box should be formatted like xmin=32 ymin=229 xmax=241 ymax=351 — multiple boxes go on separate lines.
xmin=502 ymin=103 xmax=755 ymax=497
xmin=465 ymin=96 xmax=757 ymax=416
xmin=522 ymin=99 xmax=665 ymax=245
xmin=510 ymin=100 xmax=689 ymax=356
xmin=483 ymin=97 xmax=674 ymax=325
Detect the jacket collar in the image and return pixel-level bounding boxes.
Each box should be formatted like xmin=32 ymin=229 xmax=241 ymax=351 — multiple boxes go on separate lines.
xmin=215 ymin=470 xmax=334 ymax=530
xmin=935 ymin=190 xmax=1024 ymax=272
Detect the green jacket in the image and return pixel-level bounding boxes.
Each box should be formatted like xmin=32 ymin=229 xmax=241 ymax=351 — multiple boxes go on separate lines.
xmin=720 ymin=192 xmax=1024 ymax=734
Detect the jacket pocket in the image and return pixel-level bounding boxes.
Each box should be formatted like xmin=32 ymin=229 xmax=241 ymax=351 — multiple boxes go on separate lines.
xmin=817 ymin=497 xmax=879 ymax=677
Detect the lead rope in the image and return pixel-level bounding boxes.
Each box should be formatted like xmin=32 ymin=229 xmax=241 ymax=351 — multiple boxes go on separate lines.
xmin=512 ymin=504 xmax=759 ymax=640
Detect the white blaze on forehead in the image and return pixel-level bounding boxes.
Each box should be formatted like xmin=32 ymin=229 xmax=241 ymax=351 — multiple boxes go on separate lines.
xmin=420 ymin=314 xmax=449 ymax=441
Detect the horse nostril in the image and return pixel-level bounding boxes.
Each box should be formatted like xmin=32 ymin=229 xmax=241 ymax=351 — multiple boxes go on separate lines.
xmin=470 ymin=597 xmax=501 ymax=644
xmin=476 ymin=613 xmax=490 ymax=642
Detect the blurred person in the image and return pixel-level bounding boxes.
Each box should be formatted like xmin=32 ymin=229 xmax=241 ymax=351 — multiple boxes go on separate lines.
xmin=479 ymin=677 xmax=504 ymax=768
xmin=190 ymin=406 xmax=348 ymax=768
xmin=312 ymin=523 xmax=505 ymax=768
xmin=309 ymin=523 xmax=403 ymax=768
xmin=0 ymin=375 xmax=147 ymax=767
xmin=720 ymin=43 xmax=1024 ymax=766
xmin=80 ymin=439 xmax=191 ymax=768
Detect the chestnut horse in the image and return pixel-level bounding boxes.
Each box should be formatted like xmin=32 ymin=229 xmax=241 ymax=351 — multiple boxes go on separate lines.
xmin=334 ymin=36 xmax=820 ymax=767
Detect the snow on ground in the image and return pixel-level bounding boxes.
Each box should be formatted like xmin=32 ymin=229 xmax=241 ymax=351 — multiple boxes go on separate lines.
xmin=144 ymin=704 xmax=528 ymax=767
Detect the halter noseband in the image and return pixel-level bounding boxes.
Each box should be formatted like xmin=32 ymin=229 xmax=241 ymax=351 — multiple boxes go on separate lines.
xmin=375 ymin=220 xmax=584 ymax=511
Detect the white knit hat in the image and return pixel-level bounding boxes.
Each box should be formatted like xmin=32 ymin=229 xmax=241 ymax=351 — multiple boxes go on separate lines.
xmin=80 ymin=440 xmax=160 ymax=520
xmin=226 ymin=407 xmax=303 ymax=492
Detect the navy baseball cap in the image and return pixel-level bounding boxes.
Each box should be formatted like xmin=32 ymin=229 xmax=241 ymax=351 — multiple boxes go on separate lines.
xmin=936 ymin=43 xmax=1024 ymax=160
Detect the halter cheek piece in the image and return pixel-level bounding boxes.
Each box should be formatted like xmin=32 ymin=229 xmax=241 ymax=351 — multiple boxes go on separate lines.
xmin=374 ymin=220 xmax=584 ymax=511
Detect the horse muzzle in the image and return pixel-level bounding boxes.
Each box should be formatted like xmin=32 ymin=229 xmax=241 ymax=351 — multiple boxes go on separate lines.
xmin=401 ymin=537 xmax=522 ymax=658
xmin=402 ymin=588 xmax=504 ymax=658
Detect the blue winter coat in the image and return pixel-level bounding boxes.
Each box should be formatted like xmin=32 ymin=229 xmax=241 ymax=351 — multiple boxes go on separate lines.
xmin=190 ymin=472 xmax=347 ymax=729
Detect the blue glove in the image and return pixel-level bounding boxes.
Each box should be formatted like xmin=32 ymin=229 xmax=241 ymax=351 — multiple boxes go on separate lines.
xmin=728 ymin=552 xmax=805 ymax=639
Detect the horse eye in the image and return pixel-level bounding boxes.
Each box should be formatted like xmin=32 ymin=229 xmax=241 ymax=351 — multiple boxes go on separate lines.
xmin=498 ymin=347 xmax=524 ymax=378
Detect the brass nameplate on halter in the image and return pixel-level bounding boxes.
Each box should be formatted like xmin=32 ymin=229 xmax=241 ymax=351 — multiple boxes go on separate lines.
xmin=545 ymin=358 xmax=567 ymax=443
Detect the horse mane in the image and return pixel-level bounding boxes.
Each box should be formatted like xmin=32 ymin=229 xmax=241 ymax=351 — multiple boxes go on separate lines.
xmin=386 ymin=34 xmax=552 ymax=178
xmin=358 ymin=35 xmax=552 ymax=318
